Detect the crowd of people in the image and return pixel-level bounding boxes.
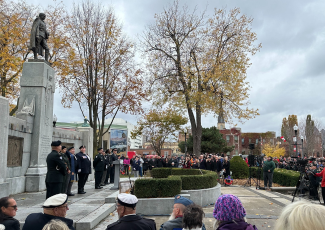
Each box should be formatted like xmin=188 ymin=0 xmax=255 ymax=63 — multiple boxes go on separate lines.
xmin=122 ymin=153 xmax=231 ymax=181
xmin=4 ymin=140 xmax=325 ymax=229
xmin=3 ymin=192 xmax=325 ymax=230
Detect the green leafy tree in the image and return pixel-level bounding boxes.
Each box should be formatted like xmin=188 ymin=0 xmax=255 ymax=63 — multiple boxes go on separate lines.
xmin=179 ymin=126 xmax=234 ymax=154
xmin=131 ymin=108 xmax=188 ymax=156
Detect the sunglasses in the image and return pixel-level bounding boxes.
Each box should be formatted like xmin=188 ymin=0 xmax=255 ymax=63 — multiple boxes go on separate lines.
xmin=8 ymin=205 xmax=18 ymax=210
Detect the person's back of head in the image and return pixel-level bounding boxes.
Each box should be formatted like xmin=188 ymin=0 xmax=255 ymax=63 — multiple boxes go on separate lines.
xmin=42 ymin=219 xmax=69 ymax=230
xmin=274 ymin=201 xmax=325 ymax=230
xmin=183 ymin=204 xmax=204 ymax=230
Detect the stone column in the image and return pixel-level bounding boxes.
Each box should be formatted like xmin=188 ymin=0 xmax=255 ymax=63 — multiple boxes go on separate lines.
xmin=78 ymin=126 xmax=94 ymax=181
xmin=18 ymin=60 xmax=55 ymax=192
xmin=0 ymin=96 xmax=9 ymax=197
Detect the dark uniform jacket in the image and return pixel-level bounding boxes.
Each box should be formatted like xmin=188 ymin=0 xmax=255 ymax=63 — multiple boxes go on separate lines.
xmin=76 ymin=152 xmax=91 ymax=174
xmin=46 ymin=150 xmax=67 ymax=183
xmin=156 ymin=159 xmax=163 ymax=167
xmin=109 ymin=154 xmax=118 ymax=167
xmin=1 ymin=217 xmax=20 ymax=230
xmin=93 ymin=153 xmax=105 ymax=172
xmin=22 ymin=213 xmax=75 ymax=230
xmin=106 ymin=215 xmax=156 ymax=230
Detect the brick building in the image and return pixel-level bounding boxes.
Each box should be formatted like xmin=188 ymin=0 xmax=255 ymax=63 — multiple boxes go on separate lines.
xmin=241 ymin=131 xmax=277 ymax=155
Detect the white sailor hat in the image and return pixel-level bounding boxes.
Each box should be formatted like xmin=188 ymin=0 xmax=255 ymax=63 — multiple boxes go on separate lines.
xmin=117 ymin=193 xmax=138 ymax=209
xmin=43 ymin=194 xmax=68 ymax=208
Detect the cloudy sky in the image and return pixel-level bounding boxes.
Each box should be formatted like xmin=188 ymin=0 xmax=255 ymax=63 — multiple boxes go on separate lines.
xmin=28 ymin=0 xmax=325 ymax=136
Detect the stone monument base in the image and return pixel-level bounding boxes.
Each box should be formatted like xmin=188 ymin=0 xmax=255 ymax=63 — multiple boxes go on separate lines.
xmin=0 ymin=182 xmax=9 ymax=197
xmin=25 ymin=167 xmax=47 ymax=192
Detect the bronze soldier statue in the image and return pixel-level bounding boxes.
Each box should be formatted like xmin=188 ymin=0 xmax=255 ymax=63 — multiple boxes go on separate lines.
xmin=29 ymin=13 xmax=50 ymax=61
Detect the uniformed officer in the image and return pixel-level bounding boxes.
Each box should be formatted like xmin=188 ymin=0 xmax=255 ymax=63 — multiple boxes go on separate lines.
xmin=109 ymin=149 xmax=118 ymax=183
xmin=76 ymin=145 xmax=91 ymax=194
xmin=45 ymin=141 xmax=67 ymax=199
xmin=93 ymin=148 xmax=105 ymax=189
xmin=106 ymin=193 xmax=156 ymax=230
xmin=61 ymin=146 xmax=71 ymax=193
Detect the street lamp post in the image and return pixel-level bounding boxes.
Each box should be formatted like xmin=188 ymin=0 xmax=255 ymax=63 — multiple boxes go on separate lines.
xmin=293 ymin=124 xmax=298 ymax=157
xmin=53 ymin=114 xmax=57 ymax=127
xmin=184 ymin=131 xmax=187 ymax=155
xmin=301 ymin=136 xmax=304 ymax=157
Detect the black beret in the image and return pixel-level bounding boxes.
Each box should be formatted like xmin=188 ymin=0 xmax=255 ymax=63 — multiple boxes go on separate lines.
xmin=79 ymin=145 xmax=86 ymax=149
xmin=61 ymin=146 xmax=67 ymax=150
xmin=68 ymin=147 xmax=74 ymax=151
xmin=51 ymin=140 xmax=61 ymax=146
xmin=97 ymin=147 xmax=103 ymax=151
xmin=112 ymin=148 xmax=117 ymax=151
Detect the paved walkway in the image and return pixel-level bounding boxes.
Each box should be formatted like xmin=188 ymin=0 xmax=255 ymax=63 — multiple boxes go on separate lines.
xmin=12 ymin=181 xmax=320 ymax=230
xmin=96 ymin=185 xmax=320 ymax=230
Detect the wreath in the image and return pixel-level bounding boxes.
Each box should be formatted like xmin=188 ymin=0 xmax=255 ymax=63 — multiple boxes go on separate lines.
xmin=224 ymin=175 xmax=233 ymax=185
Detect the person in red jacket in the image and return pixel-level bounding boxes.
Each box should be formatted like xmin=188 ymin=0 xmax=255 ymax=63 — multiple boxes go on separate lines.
xmin=315 ymin=167 xmax=325 ymax=204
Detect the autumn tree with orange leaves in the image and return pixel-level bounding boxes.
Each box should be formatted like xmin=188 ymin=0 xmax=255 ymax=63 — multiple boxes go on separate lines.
xmin=142 ymin=1 xmax=261 ymax=156
xmin=0 ymin=0 xmax=35 ymax=113
xmin=0 ymin=0 xmax=70 ymax=114
xmin=58 ymin=1 xmax=147 ymax=155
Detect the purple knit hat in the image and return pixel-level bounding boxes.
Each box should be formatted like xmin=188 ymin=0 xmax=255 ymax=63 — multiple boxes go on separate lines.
xmin=213 ymin=194 xmax=246 ymax=221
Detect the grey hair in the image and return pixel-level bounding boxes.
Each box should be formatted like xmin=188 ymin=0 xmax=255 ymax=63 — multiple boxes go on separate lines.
xmin=274 ymin=201 xmax=325 ymax=230
xmin=42 ymin=219 xmax=69 ymax=230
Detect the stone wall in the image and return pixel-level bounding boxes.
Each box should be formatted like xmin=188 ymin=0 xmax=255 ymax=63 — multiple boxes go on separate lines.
xmin=0 ymin=61 xmax=94 ymax=196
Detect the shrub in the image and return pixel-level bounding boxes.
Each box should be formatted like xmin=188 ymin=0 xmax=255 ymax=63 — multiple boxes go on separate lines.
xmin=134 ymin=177 xmax=181 ymax=198
xmin=230 ymin=156 xmax=249 ymax=179
xmin=177 ymin=170 xmax=218 ymax=190
xmin=134 ymin=168 xmax=219 ymax=198
xmin=151 ymin=168 xmax=172 ymax=178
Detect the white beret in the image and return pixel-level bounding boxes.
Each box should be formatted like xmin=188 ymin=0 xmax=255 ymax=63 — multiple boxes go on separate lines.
xmin=117 ymin=193 xmax=138 ymax=207
xmin=43 ymin=194 xmax=68 ymax=208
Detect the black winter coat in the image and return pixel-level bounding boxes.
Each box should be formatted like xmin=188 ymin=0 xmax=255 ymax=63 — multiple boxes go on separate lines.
xmin=0 ymin=217 xmax=20 ymax=230
xmin=22 ymin=213 xmax=74 ymax=230
xmin=76 ymin=152 xmax=91 ymax=174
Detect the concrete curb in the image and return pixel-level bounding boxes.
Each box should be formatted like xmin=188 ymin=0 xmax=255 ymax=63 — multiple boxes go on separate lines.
xmin=75 ymin=203 xmax=115 ymax=230
xmin=181 ymin=184 xmax=221 ymax=206
xmin=105 ymin=191 xmax=119 ymax=203
xmin=136 ymin=194 xmax=191 ymax=215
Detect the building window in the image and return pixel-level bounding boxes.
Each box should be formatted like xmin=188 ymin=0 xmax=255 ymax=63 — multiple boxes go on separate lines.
xmin=164 ymin=151 xmax=168 ymax=155
xmin=242 ymin=138 xmax=244 ymax=144
xmin=249 ymin=139 xmax=251 ymax=144
xmin=226 ymin=135 xmax=230 ymax=142
xmin=263 ymin=139 xmax=265 ymax=143
xmin=256 ymin=139 xmax=259 ymax=144
xmin=234 ymin=136 xmax=238 ymax=143
xmin=143 ymin=152 xmax=149 ymax=155
xmin=235 ymin=150 xmax=238 ymax=155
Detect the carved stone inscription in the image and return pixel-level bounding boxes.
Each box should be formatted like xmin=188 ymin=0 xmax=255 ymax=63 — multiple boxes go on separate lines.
xmin=7 ymin=136 xmax=24 ymax=167
xmin=40 ymin=135 xmax=51 ymax=162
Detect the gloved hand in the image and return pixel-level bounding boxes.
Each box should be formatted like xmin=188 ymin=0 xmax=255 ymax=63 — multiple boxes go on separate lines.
xmin=78 ymin=169 xmax=81 ymax=173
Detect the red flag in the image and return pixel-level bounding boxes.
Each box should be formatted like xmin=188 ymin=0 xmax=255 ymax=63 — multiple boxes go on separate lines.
xmin=281 ymin=136 xmax=286 ymax=142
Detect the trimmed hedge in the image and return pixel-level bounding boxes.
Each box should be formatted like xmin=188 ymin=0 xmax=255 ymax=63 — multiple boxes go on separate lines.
xmin=230 ymin=156 xmax=249 ymax=179
xmin=151 ymin=168 xmax=173 ymax=178
xmin=176 ymin=170 xmax=218 ymax=190
xmin=134 ymin=168 xmax=219 ymax=198
xmin=134 ymin=177 xmax=181 ymax=198
xmin=250 ymin=167 xmax=300 ymax=187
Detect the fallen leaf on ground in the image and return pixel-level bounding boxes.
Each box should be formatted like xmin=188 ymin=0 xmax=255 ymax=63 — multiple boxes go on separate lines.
xmin=269 ymin=203 xmax=273 ymax=205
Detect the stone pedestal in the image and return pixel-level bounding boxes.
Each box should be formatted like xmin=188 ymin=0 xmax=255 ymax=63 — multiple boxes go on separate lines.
xmin=18 ymin=61 xmax=55 ymax=192
xmin=110 ymin=160 xmax=120 ymax=190
xmin=0 ymin=96 xmax=10 ymax=197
